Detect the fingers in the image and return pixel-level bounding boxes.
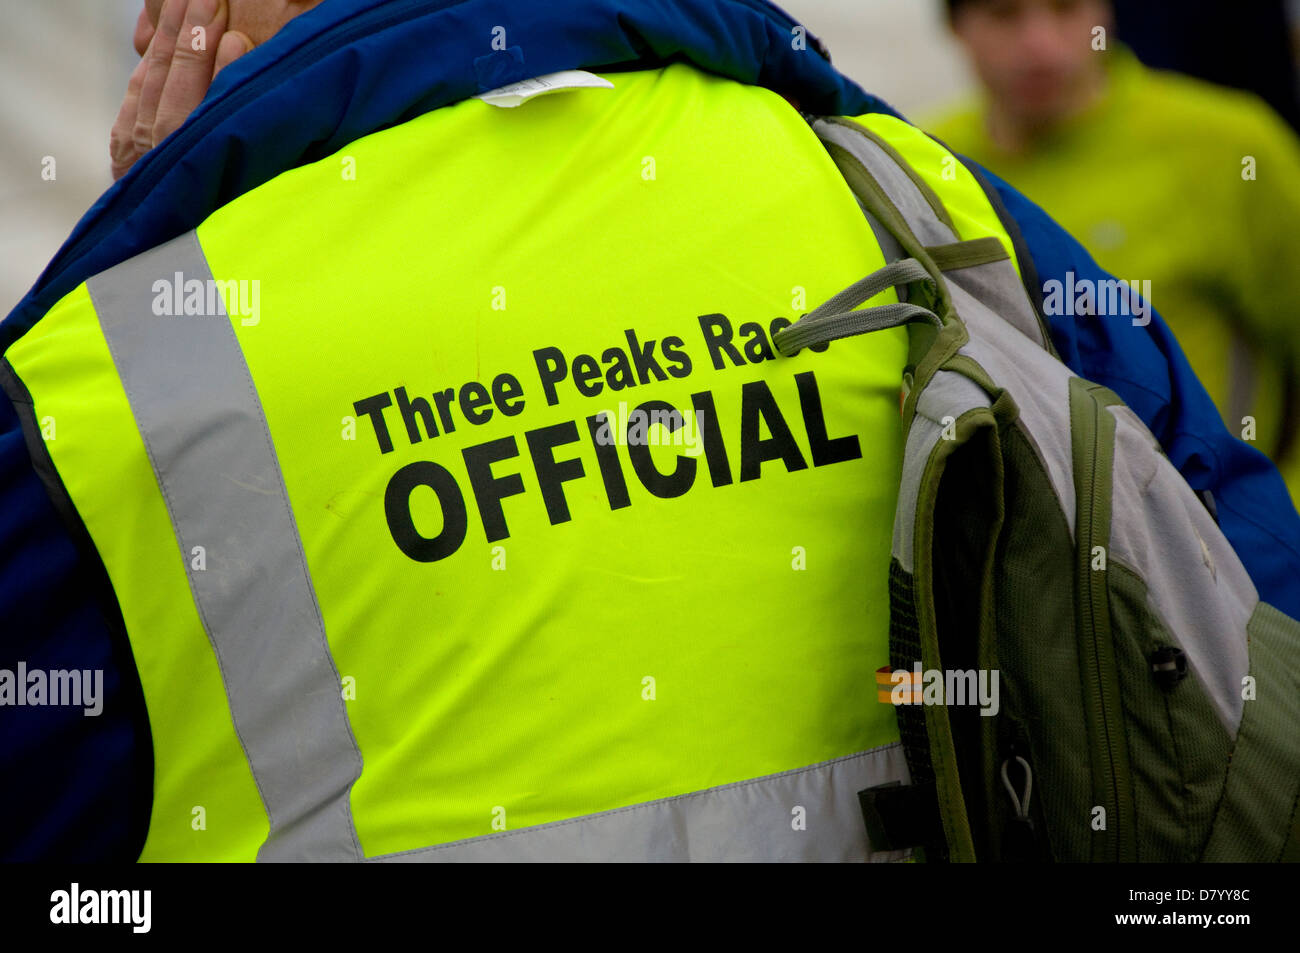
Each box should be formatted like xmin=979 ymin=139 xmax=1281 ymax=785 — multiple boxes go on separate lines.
xmin=110 ymin=46 xmax=152 ymax=180
xmin=111 ymin=0 xmax=248 ymax=180
xmin=153 ymin=0 xmax=229 ymax=143
xmin=132 ymin=0 xmax=186 ymax=160
xmin=133 ymin=5 xmax=157 ymax=57
xmin=214 ymin=29 xmax=253 ymax=77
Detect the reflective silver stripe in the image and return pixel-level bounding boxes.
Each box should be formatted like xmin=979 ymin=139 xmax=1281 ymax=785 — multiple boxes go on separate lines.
xmin=368 ymin=744 xmax=912 ymax=862
xmin=87 ymin=231 xmax=363 ymax=862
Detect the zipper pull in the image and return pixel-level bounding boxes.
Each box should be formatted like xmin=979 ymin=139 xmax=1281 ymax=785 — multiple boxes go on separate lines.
xmin=1000 ymin=749 xmax=1038 ymax=862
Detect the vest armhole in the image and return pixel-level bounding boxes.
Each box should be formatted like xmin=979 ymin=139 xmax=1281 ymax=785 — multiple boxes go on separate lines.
xmin=0 ymin=356 xmax=154 ymax=861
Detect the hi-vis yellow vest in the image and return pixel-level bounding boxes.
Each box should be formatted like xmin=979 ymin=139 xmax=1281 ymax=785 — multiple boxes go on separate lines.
xmin=4 ymin=63 xmax=1019 ymax=862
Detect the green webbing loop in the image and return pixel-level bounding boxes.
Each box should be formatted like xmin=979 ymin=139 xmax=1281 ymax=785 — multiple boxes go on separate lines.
xmin=774 ymin=258 xmax=940 ymax=356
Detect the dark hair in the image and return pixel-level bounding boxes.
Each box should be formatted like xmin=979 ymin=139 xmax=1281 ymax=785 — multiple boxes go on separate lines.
xmin=947 ymin=0 xmax=1112 ymax=17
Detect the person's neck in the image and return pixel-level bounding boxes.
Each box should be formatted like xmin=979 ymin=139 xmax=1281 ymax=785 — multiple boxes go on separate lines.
xmin=985 ymin=64 xmax=1109 ymax=154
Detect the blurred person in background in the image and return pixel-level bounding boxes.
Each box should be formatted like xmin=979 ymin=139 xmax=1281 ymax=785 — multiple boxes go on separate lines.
xmin=927 ymin=0 xmax=1300 ymax=500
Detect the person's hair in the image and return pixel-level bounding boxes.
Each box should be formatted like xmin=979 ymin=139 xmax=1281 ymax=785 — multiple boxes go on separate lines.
xmin=946 ymin=0 xmax=1112 ymax=19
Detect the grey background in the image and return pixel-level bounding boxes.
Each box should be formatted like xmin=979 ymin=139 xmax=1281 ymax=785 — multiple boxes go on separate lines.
xmin=0 ymin=0 xmax=975 ymax=317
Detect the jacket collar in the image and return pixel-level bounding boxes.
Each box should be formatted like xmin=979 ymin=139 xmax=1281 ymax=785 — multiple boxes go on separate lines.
xmin=2 ymin=0 xmax=896 ymax=348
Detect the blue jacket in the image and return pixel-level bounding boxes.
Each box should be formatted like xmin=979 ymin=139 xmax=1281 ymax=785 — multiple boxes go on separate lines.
xmin=3 ymin=0 xmax=1297 ymax=861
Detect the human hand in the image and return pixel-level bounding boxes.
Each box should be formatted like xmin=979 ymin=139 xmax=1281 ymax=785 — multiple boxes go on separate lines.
xmin=110 ymin=0 xmax=252 ymax=180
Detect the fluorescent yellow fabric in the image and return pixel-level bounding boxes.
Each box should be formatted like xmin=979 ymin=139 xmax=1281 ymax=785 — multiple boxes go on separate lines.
xmin=4 ymin=286 xmax=269 ymax=861
xmin=925 ymin=45 xmax=1300 ymax=499
xmin=14 ymin=64 xmax=916 ymax=858
xmin=850 ymin=113 xmax=1024 ymax=281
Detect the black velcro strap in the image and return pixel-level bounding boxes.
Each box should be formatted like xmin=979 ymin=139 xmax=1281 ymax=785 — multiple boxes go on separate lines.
xmin=858 ymin=781 xmax=946 ymax=852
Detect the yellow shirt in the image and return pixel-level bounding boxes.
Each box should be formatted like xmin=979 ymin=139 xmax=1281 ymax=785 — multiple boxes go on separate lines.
xmin=925 ymin=45 xmax=1300 ymax=499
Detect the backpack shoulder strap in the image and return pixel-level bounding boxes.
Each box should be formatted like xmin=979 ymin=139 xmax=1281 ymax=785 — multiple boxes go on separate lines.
xmin=788 ymin=112 xmax=1300 ymax=863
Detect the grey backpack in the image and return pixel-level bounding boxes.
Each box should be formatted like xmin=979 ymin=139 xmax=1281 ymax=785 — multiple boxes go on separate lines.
xmin=774 ymin=115 xmax=1300 ymax=862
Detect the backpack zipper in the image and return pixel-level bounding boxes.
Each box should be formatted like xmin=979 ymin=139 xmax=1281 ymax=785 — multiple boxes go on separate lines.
xmin=1070 ymin=378 xmax=1136 ymax=862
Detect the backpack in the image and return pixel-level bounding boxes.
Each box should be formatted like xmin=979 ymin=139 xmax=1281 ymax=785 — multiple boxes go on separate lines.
xmin=774 ymin=115 xmax=1300 ymax=862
